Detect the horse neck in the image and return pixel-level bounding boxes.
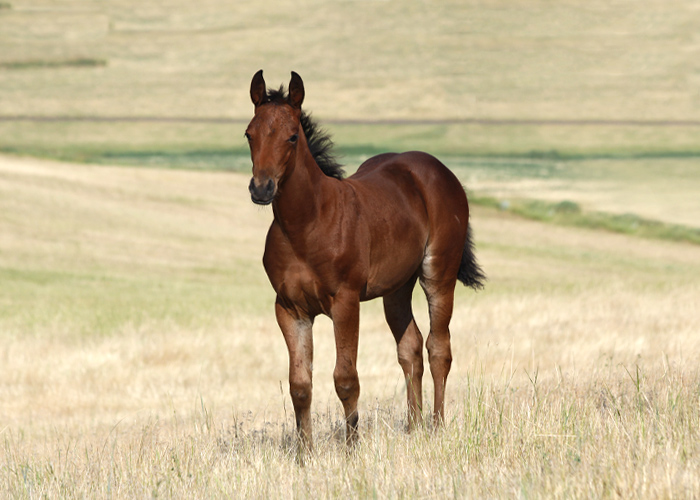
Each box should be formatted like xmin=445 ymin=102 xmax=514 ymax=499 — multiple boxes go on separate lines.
xmin=272 ymin=143 xmax=333 ymax=237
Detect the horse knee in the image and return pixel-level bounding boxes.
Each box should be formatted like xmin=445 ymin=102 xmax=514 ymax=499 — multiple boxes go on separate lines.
xmin=333 ymin=368 xmax=359 ymax=402
xmin=289 ymin=379 xmax=312 ymax=410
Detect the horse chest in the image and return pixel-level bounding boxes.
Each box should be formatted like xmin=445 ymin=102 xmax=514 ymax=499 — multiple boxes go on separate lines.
xmin=264 ymin=249 xmax=335 ymax=315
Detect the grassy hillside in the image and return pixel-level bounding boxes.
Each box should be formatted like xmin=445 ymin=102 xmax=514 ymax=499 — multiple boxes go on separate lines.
xmin=1 ymin=0 xmax=700 ymax=160
xmin=2 ymin=0 xmax=699 ymax=121
xmin=1 ymin=0 xmax=699 ymax=236
xmin=1 ymin=156 xmax=699 ymax=497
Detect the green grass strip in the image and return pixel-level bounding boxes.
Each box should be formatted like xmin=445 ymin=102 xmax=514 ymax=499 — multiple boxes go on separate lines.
xmin=472 ymin=195 xmax=700 ymax=245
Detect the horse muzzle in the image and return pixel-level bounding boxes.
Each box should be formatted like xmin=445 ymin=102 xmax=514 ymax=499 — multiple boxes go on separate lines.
xmin=249 ymin=177 xmax=277 ymax=205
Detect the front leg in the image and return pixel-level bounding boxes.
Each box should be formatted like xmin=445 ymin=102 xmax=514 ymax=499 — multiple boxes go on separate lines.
xmin=276 ymin=299 xmax=314 ymax=452
xmin=330 ymin=291 xmax=361 ymax=446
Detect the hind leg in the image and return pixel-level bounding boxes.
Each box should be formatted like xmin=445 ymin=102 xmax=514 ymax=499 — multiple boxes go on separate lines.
xmin=420 ymin=248 xmax=461 ymax=426
xmin=421 ymin=281 xmax=456 ymax=426
xmin=383 ymin=276 xmax=424 ymax=429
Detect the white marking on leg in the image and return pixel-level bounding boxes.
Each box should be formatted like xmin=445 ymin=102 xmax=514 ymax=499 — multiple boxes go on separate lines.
xmin=294 ymin=318 xmax=314 ymax=370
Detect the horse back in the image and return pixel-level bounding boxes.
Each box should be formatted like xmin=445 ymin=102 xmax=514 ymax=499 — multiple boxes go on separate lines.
xmin=351 ymin=151 xmax=468 ymax=219
xmin=348 ymin=151 xmax=470 ymax=296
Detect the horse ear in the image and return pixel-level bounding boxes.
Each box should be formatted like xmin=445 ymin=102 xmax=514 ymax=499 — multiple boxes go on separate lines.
xmin=288 ymin=71 xmax=305 ymax=109
xmin=250 ymin=69 xmax=266 ymax=107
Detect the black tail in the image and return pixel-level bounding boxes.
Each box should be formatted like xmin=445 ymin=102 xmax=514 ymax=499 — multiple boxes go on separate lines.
xmin=457 ymin=226 xmax=486 ymax=290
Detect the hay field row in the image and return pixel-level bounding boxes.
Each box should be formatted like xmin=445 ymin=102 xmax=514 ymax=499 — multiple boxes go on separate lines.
xmin=2 ymin=0 xmax=699 ymax=122
xmin=1 ymin=155 xmax=698 ymax=497
xmin=2 ymin=0 xmax=700 ymax=164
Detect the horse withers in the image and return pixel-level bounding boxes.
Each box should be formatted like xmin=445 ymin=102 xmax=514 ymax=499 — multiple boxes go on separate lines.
xmin=245 ymin=70 xmax=485 ymax=451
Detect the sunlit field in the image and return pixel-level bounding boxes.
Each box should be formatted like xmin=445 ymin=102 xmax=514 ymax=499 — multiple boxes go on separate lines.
xmin=2 ymin=0 xmax=699 ymax=122
xmin=1 ymin=156 xmax=698 ymax=497
xmin=2 ymin=0 xmax=700 ymax=163
xmin=2 ymin=0 xmax=700 ymax=497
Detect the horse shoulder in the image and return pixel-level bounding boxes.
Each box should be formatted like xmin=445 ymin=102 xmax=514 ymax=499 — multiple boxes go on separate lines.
xmin=262 ymin=222 xmax=334 ymax=316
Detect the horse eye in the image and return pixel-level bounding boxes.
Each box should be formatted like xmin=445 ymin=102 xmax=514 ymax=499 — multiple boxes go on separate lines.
xmin=244 ymin=132 xmax=252 ymax=141
xmin=288 ymin=134 xmax=298 ymax=144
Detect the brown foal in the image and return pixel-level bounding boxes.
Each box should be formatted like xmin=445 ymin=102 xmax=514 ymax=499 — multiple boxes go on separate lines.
xmin=246 ymin=70 xmax=484 ymax=451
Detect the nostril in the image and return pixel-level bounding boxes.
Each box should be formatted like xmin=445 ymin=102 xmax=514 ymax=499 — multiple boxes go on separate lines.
xmin=249 ymin=177 xmax=276 ymax=204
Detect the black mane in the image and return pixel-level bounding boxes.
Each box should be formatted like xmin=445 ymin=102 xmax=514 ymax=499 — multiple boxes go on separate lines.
xmin=266 ymin=86 xmax=345 ymax=180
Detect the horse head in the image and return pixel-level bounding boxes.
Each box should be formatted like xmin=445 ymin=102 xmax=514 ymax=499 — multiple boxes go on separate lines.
xmin=246 ymin=70 xmax=305 ymax=205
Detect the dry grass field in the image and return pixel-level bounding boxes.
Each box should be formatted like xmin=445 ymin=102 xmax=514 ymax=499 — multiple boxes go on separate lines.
xmin=1 ymin=155 xmax=699 ymax=498
xmin=2 ymin=0 xmax=699 ymax=122
xmin=2 ymin=0 xmax=700 ymax=497
xmin=2 ymin=0 xmax=700 ymax=161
